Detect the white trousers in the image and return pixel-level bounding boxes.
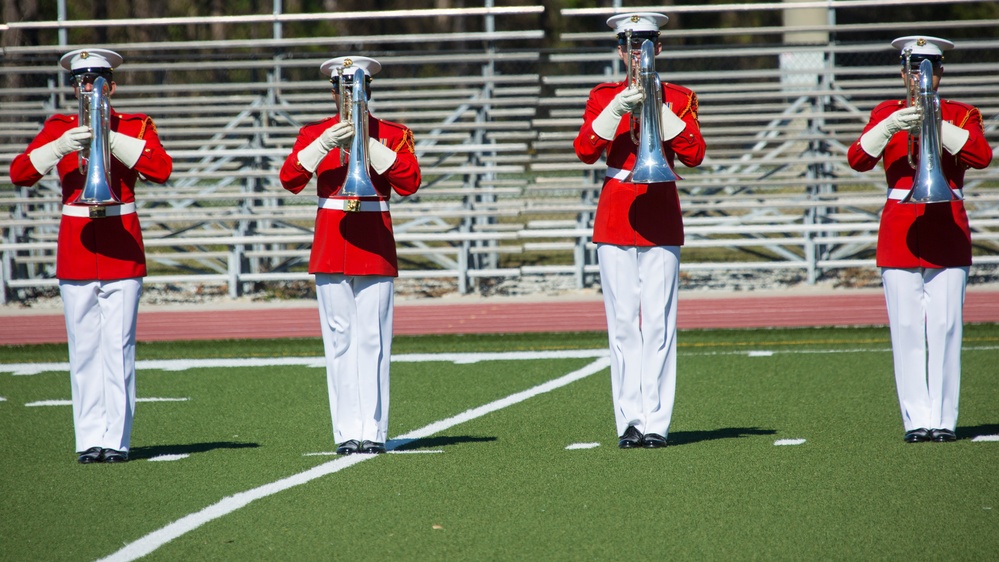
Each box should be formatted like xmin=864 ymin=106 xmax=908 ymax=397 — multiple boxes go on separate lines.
xmin=315 ymin=274 xmax=393 ymax=443
xmin=59 ymin=278 xmax=142 ymax=453
xmin=881 ymin=267 xmax=967 ymax=431
xmin=597 ymin=244 xmax=680 ymax=437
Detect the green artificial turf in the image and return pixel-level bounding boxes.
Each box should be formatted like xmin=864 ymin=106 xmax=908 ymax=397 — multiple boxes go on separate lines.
xmin=1 ymin=325 xmax=997 ymax=561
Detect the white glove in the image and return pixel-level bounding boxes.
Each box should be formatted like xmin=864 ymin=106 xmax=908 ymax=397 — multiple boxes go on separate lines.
xmin=890 ymin=106 xmax=923 ymax=134
xmin=296 ymin=122 xmax=355 ymax=173
xmin=592 ymin=87 xmax=645 ymax=140
xmin=27 ymin=126 xmax=92 ymax=175
xmin=109 ymin=130 xmax=146 ymax=169
xmin=941 ymin=121 xmax=970 ymax=155
xmin=367 ymin=138 xmax=397 ymax=175
xmin=318 ymin=122 xmax=354 ymax=151
xmin=660 ymin=106 xmax=686 ymax=141
xmin=56 ymin=126 xmax=93 ymax=156
xmin=610 ymin=87 xmax=645 ymax=117
xmin=859 ymin=106 xmax=921 ymax=157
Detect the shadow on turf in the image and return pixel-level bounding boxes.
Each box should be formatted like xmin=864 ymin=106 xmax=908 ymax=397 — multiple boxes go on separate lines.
xmin=957 ymin=423 xmax=999 ymax=440
xmin=390 ymin=435 xmax=497 ymax=451
xmin=128 ymin=441 xmax=259 ymax=460
xmin=668 ymin=427 xmax=776 ymax=447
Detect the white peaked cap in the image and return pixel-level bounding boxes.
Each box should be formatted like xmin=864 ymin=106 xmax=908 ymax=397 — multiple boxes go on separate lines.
xmin=606 ymin=12 xmax=669 ymax=35
xmin=891 ymin=36 xmax=955 ymax=57
xmin=59 ymin=48 xmax=123 ymax=72
xmin=320 ymin=56 xmax=382 ymax=79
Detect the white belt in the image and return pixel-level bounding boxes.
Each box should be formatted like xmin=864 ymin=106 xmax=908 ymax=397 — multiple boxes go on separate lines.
xmin=887 ymin=188 xmax=962 ymax=200
xmin=606 ymin=167 xmax=631 ymax=181
xmin=317 ymin=197 xmax=389 ymax=212
xmin=62 ymin=202 xmax=136 ymax=219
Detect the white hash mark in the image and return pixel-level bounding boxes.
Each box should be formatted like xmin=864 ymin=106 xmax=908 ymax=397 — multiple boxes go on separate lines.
xmin=148 ymin=454 xmax=190 ymax=462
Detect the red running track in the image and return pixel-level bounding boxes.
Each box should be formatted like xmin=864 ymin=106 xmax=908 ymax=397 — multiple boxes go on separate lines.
xmin=2 ymin=290 xmax=997 ymax=345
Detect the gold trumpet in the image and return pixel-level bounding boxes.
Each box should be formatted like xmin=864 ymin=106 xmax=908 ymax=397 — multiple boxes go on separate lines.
xmin=903 ymin=48 xmax=920 ymax=169
xmin=337 ymin=65 xmax=350 ymax=166
xmin=625 ymin=29 xmax=641 ymax=144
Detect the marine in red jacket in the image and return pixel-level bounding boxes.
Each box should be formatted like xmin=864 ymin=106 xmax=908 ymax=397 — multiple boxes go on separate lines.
xmin=573 ymin=13 xmax=706 ymax=451
xmin=575 ymin=79 xmax=705 ymax=246
xmin=280 ymin=62 xmax=420 ymax=277
xmin=280 ymin=56 xmax=421 ymax=456
xmin=10 ymin=91 xmax=172 ymax=280
xmin=8 ymin=48 xmax=172 ymax=464
xmin=847 ymin=93 xmax=991 ymax=269
xmin=847 ymin=36 xmax=992 ymax=444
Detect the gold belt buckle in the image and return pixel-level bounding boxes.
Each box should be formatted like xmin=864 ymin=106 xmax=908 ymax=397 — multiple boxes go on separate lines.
xmin=88 ymin=206 xmax=106 ymax=219
xmin=345 ymin=200 xmax=361 ymax=213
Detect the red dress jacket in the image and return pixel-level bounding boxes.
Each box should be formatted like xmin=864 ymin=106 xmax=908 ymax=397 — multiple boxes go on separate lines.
xmin=9 ymin=110 xmax=173 ymax=280
xmin=847 ymin=99 xmax=992 ymax=268
xmin=279 ymin=114 xmax=421 ymax=277
xmin=574 ymin=81 xmax=706 ymax=246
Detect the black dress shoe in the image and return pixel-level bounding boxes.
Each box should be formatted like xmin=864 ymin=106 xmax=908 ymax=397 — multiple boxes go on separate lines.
xmin=336 ymin=440 xmax=361 ymax=455
xmin=360 ymin=440 xmax=386 ymax=454
xmin=903 ymin=428 xmax=932 ymax=443
xmin=642 ymin=433 xmax=668 ymax=448
xmin=618 ymin=426 xmax=643 ymax=449
xmin=930 ymin=428 xmax=957 ymax=442
xmin=77 ymin=447 xmax=103 ymax=464
xmin=102 ymin=449 xmax=128 ymax=463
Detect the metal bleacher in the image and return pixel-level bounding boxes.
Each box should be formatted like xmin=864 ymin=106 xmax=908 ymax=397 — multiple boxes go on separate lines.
xmin=2 ymin=1 xmax=999 ymax=303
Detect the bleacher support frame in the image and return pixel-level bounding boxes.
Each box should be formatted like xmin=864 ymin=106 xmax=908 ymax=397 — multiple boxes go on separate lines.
xmin=2 ymin=1 xmax=998 ymax=303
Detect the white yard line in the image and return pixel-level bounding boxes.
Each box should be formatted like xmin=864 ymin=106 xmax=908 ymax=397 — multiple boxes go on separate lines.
xmin=95 ymin=355 xmax=610 ymax=562
xmin=6 ymin=345 xmax=999 ymax=376
xmin=1 ymin=349 xmax=609 ymax=376
xmin=303 ymin=450 xmax=445 ymax=456
xmin=25 ymin=397 xmax=189 ymax=407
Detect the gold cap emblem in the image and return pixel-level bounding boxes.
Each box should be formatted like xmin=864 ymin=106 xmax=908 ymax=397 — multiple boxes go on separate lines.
xmin=916 ymin=38 xmax=927 ymax=46
xmin=343 ymin=58 xmax=353 ymax=68
xmin=81 ymin=51 xmax=89 ymax=59
xmin=630 ymin=15 xmax=640 ymax=23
